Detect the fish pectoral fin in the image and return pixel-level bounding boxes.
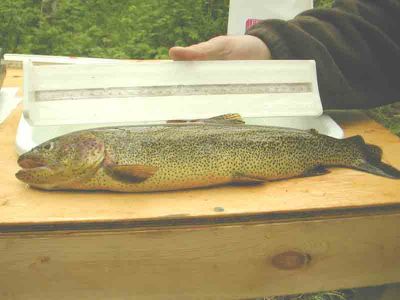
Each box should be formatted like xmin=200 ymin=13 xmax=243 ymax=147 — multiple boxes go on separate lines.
xmin=302 ymin=166 xmax=330 ymax=177
xmin=106 ymin=164 xmax=158 ymax=183
xmin=167 ymin=114 xmax=245 ymax=125
xmin=232 ymin=174 xmax=267 ymax=185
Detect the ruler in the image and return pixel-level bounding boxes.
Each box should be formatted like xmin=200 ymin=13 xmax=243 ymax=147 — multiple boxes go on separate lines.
xmin=36 ymin=83 xmax=312 ymax=102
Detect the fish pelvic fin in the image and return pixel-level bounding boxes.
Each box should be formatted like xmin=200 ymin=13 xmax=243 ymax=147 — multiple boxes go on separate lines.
xmin=232 ymin=174 xmax=267 ymax=185
xmin=167 ymin=113 xmax=245 ymax=125
xmin=346 ymin=135 xmax=400 ymax=179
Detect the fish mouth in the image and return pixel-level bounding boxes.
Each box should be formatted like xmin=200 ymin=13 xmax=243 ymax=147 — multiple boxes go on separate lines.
xmin=17 ymin=156 xmax=48 ymax=169
xmin=16 ymin=155 xmax=53 ymax=184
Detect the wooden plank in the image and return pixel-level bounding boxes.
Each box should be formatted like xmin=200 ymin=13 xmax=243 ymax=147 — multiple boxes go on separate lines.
xmin=1 ymin=213 xmax=400 ymax=299
xmin=2 ymin=68 xmax=23 ymax=95
xmin=1 ymin=69 xmax=400 ymax=229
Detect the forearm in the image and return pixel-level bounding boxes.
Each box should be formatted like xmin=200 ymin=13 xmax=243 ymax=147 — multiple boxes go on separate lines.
xmin=247 ymin=0 xmax=400 ymax=109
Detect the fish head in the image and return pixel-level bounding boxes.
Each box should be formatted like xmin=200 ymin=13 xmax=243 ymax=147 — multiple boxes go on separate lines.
xmin=16 ymin=132 xmax=105 ymax=189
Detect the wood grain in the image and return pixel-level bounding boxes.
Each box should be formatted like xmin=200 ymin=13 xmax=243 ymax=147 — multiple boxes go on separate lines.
xmin=1 ymin=214 xmax=400 ymax=299
xmin=1 ymin=69 xmax=400 ymax=230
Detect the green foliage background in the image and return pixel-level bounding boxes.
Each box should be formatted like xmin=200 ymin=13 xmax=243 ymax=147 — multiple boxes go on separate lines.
xmin=0 ymin=0 xmax=332 ymax=59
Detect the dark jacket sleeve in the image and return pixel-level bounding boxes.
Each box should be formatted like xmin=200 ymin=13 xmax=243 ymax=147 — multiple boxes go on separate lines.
xmin=246 ymin=0 xmax=400 ymax=109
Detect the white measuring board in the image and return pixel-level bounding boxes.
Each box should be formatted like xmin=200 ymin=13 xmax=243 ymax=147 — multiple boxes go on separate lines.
xmin=4 ymin=53 xmax=169 ymax=69
xmin=5 ymin=53 xmax=128 ymax=66
xmin=23 ymin=60 xmax=323 ymax=126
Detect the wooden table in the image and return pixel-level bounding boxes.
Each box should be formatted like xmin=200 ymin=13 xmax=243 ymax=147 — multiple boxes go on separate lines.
xmin=1 ymin=69 xmax=399 ymax=299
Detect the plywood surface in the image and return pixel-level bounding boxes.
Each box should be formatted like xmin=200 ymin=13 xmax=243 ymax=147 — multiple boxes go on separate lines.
xmin=1 ymin=69 xmax=399 ymax=229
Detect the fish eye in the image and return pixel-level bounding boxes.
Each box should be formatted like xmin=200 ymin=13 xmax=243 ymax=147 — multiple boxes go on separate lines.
xmin=43 ymin=142 xmax=54 ymax=151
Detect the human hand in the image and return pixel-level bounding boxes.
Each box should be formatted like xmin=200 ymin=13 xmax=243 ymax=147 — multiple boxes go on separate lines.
xmin=169 ymin=35 xmax=271 ymax=61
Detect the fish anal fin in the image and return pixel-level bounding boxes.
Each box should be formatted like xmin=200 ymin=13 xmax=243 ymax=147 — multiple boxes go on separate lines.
xmin=302 ymin=166 xmax=330 ymax=177
xmin=232 ymin=174 xmax=267 ymax=185
xmin=167 ymin=113 xmax=245 ymax=125
xmin=106 ymin=164 xmax=158 ymax=183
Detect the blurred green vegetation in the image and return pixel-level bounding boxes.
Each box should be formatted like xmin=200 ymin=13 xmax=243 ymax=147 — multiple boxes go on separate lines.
xmin=314 ymin=0 xmax=334 ymax=8
xmin=0 ymin=0 xmax=229 ymax=59
xmin=1 ymin=0 xmax=334 ymax=59
xmin=369 ymin=103 xmax=400 ymax=137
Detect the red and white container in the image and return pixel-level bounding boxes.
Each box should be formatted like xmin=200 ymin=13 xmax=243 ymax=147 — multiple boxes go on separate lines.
xmin=228 ymin=0 xmax=313 ymax=35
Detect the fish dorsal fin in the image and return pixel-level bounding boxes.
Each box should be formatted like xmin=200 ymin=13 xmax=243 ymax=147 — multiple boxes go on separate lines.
xmin=167 ymin=114 xmax=245 ymax=125
xmin=207 ymin=114 xmax=245 ymax=124
xmin=307 ymin=128 xmax=319 ymax=135
xmin=105 ymin=164 xmax=158 ymax=183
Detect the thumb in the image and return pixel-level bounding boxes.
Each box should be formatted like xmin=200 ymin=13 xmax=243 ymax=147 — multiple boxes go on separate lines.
xmin=169 ymin=36 xmax=232 ymax=61
xmin=169 ymin=35 xmax=271 ymax=61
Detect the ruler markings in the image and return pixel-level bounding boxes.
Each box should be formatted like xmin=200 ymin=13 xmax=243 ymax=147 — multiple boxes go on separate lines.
xmin=35 ymin=83 xmax=312 ymax=102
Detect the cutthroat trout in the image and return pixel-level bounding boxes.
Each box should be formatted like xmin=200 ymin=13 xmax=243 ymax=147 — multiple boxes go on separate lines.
xmin=16 ymin=114 xmax=400 ymax=192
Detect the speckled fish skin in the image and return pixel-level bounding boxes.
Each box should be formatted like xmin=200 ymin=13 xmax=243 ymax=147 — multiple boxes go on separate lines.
xmin=16 ymin=115 xmax=400 ymax=192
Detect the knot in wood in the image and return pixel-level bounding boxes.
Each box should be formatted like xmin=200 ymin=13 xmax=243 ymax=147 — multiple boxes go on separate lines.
xmin=271 ymin=250 xmax=311 ymax=270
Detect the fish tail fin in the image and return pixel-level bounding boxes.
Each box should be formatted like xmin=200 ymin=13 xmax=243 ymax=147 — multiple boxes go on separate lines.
xmin=346 ymin=135 xmax=400 ymax=179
